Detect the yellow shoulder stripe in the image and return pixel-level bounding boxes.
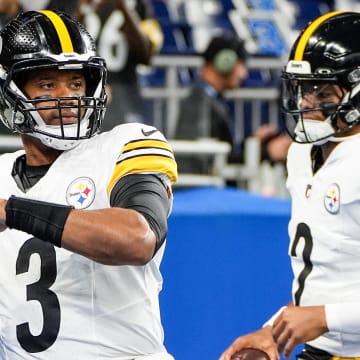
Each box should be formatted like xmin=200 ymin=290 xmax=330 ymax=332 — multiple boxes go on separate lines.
xmin=107 ymin=139 xmax=178 ymax=195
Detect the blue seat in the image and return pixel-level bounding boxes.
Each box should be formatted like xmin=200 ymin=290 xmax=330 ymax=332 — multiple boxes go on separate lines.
xmin=246 ymin=0 xmax=276 ymax=10
xmin=247 ymin=19 xmax=288 ymax=56
xmin=152 ymin=0 xmax=172 ymax=23
xmin=159 ymin=22 xmax=194 ymax=55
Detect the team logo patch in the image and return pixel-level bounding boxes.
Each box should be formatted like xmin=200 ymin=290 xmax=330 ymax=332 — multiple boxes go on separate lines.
xmin=324 ymin=183 xmax=340 ymax=214
xmin=66 ymin=177 xmax=96 ymax=209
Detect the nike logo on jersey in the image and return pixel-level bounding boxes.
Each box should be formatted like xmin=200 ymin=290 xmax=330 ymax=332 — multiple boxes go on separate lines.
xmin=141 ymin=128 xmax=158 ymax=137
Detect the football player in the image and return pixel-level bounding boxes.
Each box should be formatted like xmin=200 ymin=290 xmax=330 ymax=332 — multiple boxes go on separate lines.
xmin=76 ymin=0 xmax=164 ymax=129
xmin=220 ymin=11 xmax=360 ymax=360
xmin=0 ymin=10 xmax=177 ymax=359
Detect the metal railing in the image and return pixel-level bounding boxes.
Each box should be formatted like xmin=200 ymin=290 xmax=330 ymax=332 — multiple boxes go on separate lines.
xmin=141 ymin=54 xmax=285 ymax=141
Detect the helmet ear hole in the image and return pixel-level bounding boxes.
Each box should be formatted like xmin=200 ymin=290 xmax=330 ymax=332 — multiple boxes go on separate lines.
xmin=213 ymin=49 xmax=238 ymax=75
xmin=339 ymin=83 xmax=360 ymax=123
xmin=343 ymin=109 xmax=360 ymax=123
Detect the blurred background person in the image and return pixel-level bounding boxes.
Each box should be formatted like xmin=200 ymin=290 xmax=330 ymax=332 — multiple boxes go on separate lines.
xmin=76 ymin=0 xmax=163 ymax=130
xmin=32 ymin=0 xmax=163 ymax=130
xmin=0 ymin=0 xmax=22 ymax=27
xmin=174 ymin=32 xmax=248 ymax=174
xmin=252 ymin=125 xmax=292 ymax=166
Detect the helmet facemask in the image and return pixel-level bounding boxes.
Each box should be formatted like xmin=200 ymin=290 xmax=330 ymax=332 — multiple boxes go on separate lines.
xmin=0 ymin=58 xmax=107 ymax=150
xmin=282 ymin=62 xmax=360 ymax=145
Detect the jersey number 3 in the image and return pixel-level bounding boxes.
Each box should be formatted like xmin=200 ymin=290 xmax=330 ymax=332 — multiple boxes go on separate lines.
xmin=16 ymin=237 xmax=60 ymax=353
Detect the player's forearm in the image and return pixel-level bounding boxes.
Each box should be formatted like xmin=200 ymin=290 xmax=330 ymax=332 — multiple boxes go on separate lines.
xmin=3 ymin=196 xmax=156 ymax=265
xmin=62 ymin=207 xmax=156 ymax=265
xmin=115 ymin=0 xmax=152 ymax=62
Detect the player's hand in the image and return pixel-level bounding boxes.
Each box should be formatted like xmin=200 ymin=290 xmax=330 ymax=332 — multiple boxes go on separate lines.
xmin=272 ymin=305 xmax=328 ymax=358
xmin=266 ymin=135 xmax=291 ymax=162
xmin=219 ymin=326 xmax=279 ymax=360
xmin=0 ymin=199 xmax=7 ymax=232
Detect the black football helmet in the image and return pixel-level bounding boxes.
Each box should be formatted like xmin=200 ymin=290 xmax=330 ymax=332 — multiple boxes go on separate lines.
xmin=281 ymin=11 xmax=360 ymax=144
xmin=0 ymin=10 xmax=107 ymax=150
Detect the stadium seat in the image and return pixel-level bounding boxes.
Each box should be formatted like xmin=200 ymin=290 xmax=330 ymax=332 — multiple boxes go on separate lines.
xmin=246 ymin=0 xmax=276 ymax=10
xmin=247 ymin=18 xmax=288 ymax=56
xmin=159 ymin=22 xmax=194 ymax=55
xmin=152 ymin=0 xmax=172 ymax=23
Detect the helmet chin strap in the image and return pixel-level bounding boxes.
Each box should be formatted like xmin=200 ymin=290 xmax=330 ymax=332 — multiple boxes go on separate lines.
xmin=295 ymin=116 xmax=360 ymax=145
xmin=294 ymin=117 xmax=335 ymax=145
xmin=17 ymin=100 xmax=91 ymax=150
xmin=29 ymin=132 xmax=81 ymax=150
xmin=29 ymin=110 xmax=91 ymax=150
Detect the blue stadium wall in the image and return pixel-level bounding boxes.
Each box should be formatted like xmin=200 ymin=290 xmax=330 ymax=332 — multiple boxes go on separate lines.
xmin=160 ymin=187 xmax=303 ymax=359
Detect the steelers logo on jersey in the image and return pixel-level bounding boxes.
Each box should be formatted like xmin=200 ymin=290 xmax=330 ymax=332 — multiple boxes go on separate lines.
xmin=324 ymin=183 xmax=340 ymax=214
xmin=66 ymin=177 xmax=96 ymax=209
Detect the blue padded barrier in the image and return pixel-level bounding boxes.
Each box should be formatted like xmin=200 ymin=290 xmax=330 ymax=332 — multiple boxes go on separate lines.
xmin=160 ymin=187 xmax=303 ymax=359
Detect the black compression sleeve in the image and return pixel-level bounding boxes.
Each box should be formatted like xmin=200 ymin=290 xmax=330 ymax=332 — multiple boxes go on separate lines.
xmin=109 ymin=174 xmax=170 ymax=254
xmin=5 ymin=196 xmax=73 ymax=247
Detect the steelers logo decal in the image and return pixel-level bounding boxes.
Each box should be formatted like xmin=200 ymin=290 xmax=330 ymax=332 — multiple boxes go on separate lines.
xmin=324 ymin=183 xmax=340 ymax=214
xmin=66 ymin=177 xmax=96 ymax=209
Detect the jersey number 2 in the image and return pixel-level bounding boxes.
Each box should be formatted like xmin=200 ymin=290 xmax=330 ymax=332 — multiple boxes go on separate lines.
xmin=290 ymin=223 xmax=314 ymax=305
xmin=16 ymin=237 xmax=60 ymax=353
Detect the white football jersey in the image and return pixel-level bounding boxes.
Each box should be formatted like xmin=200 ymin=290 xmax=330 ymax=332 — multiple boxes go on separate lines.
xmin=0 ymin=123 xmax=177 ymax=359
xmin=287 ymin=137 xmax=360 ymax=355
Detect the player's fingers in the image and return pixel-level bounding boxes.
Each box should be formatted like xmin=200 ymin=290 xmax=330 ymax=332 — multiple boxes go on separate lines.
xmin=218 ymin=345 xmax=236 ymax=360
xmin=282 ymin=337 xmax=297 ymax=359
xmin=271 ymin=320 xmax=285 ymax=343
xmin=274 ymin=328 xmax=291 ymax=355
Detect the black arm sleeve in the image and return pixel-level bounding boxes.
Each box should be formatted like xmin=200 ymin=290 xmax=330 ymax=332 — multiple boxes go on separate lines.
xmin=109 ymin=173 xmax=171 ymax=255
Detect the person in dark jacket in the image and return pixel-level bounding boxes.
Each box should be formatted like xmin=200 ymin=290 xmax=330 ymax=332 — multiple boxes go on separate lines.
xmin=174 ymin=32 xmax=248 ymax=174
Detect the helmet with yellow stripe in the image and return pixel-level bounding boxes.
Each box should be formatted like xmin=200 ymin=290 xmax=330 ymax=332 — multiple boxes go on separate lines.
xmin=282 ymin=11 xmax=360 ymax=144
xmin=0 ymin=10 xmax=107 ymax=150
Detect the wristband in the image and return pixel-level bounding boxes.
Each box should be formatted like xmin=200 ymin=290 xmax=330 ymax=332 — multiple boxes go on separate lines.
xmin=5 ymin=195 xmax=73 ymax=247
xmin=262 ymin=306 xmax=286 ymax=328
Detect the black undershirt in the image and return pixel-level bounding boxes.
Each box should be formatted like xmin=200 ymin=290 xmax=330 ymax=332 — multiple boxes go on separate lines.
xmin=310 ymin=146 xmax=324 ymax=175
xmin=12 ymin=154 xmax=50 ymax=192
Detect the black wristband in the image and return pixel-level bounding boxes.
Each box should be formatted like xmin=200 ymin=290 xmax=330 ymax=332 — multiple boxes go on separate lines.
xmin=5 ymin=196 xmax=73 ymax=247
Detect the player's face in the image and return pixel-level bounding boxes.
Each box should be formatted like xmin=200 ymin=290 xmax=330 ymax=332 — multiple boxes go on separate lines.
xmin=23 ymin=69 xmax=86 ymax=126
xmin=298 ymin=81 xmax=344 ymax=121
